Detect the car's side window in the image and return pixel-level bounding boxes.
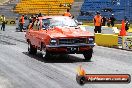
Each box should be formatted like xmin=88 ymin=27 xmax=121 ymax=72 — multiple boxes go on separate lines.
xmin=33 ymin=20 xmax=39 ymax=31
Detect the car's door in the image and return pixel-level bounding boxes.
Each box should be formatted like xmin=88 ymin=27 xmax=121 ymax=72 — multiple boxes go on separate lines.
xmin=30 ymin=20 xmax=39 ymax=46
xmin=35 ymin=20 xmax=43 ymax=48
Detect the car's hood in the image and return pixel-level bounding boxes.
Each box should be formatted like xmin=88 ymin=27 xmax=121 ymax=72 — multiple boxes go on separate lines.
xmin=46 ymin=26 xmax=94 ymax=38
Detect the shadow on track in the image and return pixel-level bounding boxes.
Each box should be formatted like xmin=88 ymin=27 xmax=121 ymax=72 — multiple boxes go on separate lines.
xmin=22 ymin=52 xmax=92 ymax=63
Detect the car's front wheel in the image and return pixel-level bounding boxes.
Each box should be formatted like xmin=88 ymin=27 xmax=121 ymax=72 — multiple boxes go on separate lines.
xmin=28 ymin=42 xmax=37 ymax=54
xmin=83 ymin=49 xmax=93 ymax=61
xmin=41 ymin=44 xmax=51 ymax=59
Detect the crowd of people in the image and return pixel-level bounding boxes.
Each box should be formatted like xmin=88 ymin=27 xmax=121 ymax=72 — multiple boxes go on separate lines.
xmin=17 ymin=10 xmax=118 ymax=33
xmin=16 ymin=13 xmax=43 ymax=32
xmin=101 ymin=14 xmax=116 ymax=27
xmin=17 ymin=10 xmax=72 ymax=32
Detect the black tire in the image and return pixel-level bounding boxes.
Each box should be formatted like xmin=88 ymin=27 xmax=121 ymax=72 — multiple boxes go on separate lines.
xmin=41 ymin=44 xmax=51 ymax=59
xmin=28 ymin=42 xmax=37 ymax=54
xmin=76 ymin=75 xmax=86 ymax=85
xmin=83 ymin=49 xmax=93 ymax=61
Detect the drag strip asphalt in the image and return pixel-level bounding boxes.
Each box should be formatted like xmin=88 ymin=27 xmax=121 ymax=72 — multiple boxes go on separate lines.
xmin=0 ymin=25 xmax=132 ymax=88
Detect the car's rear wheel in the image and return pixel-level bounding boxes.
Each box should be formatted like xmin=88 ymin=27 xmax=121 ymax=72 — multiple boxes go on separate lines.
xmin=83 ymin=49 xmax=93 ymax=61
xmin=41 ymin=44 xmax=50 ymax=59
xmin=28 ymin=42 xmax=37 ymax=54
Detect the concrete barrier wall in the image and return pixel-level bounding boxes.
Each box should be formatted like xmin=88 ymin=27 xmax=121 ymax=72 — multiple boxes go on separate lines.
xmin=95 ymin=33 xmax=118 ymax=47
xmin=128 ymin=28 xmax=132 ymax=33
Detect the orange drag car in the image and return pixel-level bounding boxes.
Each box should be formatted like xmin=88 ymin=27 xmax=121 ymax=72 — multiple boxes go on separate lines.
xmin=25 ymin=16 xmax=95 ymax=61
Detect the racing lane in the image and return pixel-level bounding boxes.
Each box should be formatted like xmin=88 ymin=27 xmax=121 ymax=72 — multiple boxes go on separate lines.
xmin=0 ymin=25 xmax=132 ymax=88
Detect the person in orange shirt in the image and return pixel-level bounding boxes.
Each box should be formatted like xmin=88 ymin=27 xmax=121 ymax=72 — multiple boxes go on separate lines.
xmin=63 ymin=9 xmax=72 ymax=17
xmin=93 ymin=11 xmax=103 ymax=33
xmin=19 ymin=14 xmax=25 ymax=32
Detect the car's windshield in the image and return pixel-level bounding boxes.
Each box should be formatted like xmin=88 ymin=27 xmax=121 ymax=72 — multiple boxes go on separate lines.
xmin=42 ymin=17 xmax=78 ymax=29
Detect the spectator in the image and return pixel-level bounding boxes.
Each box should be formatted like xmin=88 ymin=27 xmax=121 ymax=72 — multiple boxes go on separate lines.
xmin=102 ymin=17 xmax=107 ymax=26
xmin=32 ymin=15 xmax=36 ymax=23
xmin=59 ymin=4 xmax=63 ymax=7
xmin=107 ymin=18 xmax=111 ymax=27
xmin=19 ymin=14 xmax=25 ymax=32
xmin=125 ymin=18 xmax=130 ymax=31
xmin=93 ymin=11 xmax=103 ymax=33
xmin=110 ymin=14 xmax=116 ymax=27
xmin=1 ymin=15 xmax=6 ymax=31
xmin=38 ymin=13 xmax=42 ymax=17
xmin=63 ymin=9 xmax=72 ymax=17
xmin=31 ymin=15 xmax=37 ymax=28
xmin=24 ymin=15 xmax=28 ymax=20
xmin=29 ymin=15 xmax=33 ymax=23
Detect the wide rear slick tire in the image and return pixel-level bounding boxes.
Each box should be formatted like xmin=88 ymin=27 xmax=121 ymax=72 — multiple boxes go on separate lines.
xmin=28 ymin=42 xmax=37 ymax=54
xmin=83 ymin=49 xmax=93 ymax=61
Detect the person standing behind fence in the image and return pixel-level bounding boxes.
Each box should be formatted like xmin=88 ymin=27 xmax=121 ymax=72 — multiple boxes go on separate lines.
xmin=102 ymin=17 xmax=107 ymax=26
xmin=93 ymin=11 xmax=103 ymax=33
xmin=1 ymin=15 xmax=6 ymax=31
xmin=110 ymin=14 xmax=116 ymax=27
xmin=107 ymin=18 xmax=111 ymax=27
xmin=63 ymin=9 xmax=72 ymax=17
xmin=125 ymin=18 xmax=130 ymax=31
xmin=19 ymin=14 xmax=25 ymax=32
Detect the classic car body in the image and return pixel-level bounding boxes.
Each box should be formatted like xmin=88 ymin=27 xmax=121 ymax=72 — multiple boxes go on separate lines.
xmin=25 ymin=16 xmax=95 ymax=61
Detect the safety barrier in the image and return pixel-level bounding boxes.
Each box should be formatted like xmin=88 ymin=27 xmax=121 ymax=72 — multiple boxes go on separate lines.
xmin=118 ymin=36 xmax=132 ymax=50
xmin=95 ymin=32 xmax=132 ymax=50
xmin=95 ymin=33 xmax=118 ymax=47
xmin=128 ymin=28 xmax=132 ymax=33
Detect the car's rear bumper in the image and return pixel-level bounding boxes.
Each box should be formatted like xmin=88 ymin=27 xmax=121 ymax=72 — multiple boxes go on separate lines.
xmin=46 ymin=43 xmax=95 ymax=54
